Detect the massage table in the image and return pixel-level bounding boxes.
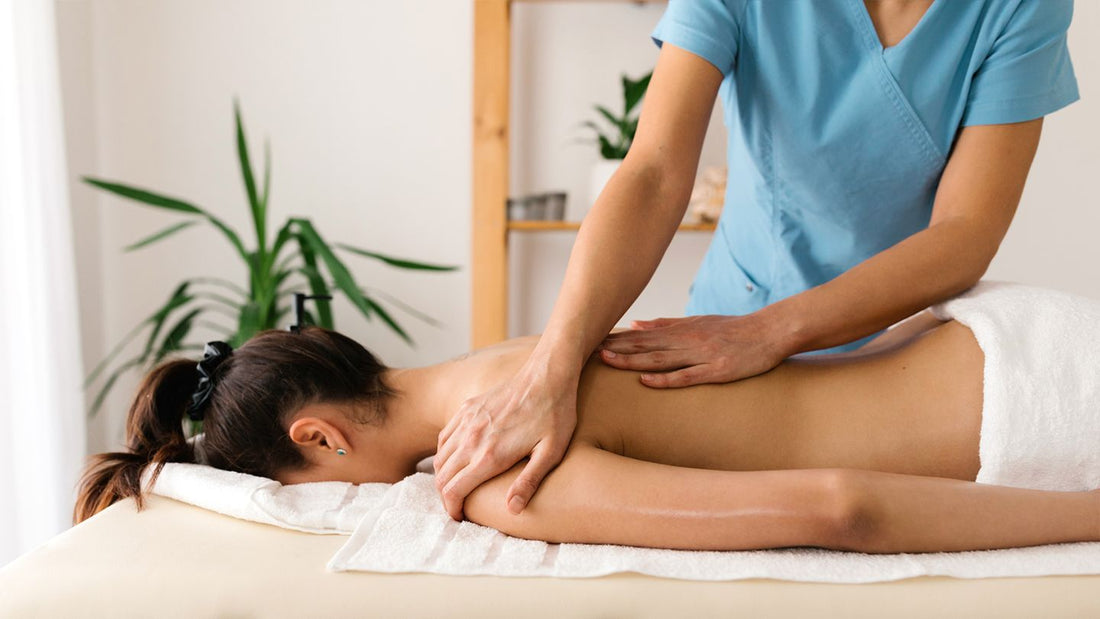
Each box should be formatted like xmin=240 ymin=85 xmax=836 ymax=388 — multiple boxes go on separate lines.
xmin=1 ymin=494 xmax=1098 ymax=618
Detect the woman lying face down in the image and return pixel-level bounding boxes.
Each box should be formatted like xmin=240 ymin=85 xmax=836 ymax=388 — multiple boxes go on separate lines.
xmin=76 ymin=315 xmax=1100 ymax=555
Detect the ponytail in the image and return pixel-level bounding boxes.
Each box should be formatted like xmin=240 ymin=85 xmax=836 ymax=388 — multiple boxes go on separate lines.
xmin=74 ymin=359 xmax=199 ymax=524
xmin=74 ymin=327 xmax=394 ymax=524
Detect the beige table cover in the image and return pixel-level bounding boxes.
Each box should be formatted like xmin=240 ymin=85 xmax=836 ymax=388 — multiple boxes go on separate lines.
xmin=1 ymin=495 xmax=1097 ymax=618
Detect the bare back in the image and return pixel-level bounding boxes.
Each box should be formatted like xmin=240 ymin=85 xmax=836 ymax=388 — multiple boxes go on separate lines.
xmin=445 ymin=319 xmax=984 ymax=481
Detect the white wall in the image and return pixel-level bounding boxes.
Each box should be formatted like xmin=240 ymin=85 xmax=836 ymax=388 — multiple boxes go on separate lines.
xmin=508 ymin=2 xmax=723 ymax=336
xmin=59 ymin=0 xmax=474 ymax=453
xmin=57 ymin=0 xmax=1100 ymax=454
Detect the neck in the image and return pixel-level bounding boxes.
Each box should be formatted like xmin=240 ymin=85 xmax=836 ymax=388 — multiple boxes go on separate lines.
xmin=378 ymin=363 xmax=454 ymax=469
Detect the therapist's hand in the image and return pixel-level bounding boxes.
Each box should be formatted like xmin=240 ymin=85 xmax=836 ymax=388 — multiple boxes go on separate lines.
xmin=598 ymin=312 xmax=792 ymax=388
xmin=433 ymin=358 xmax=578 ymax=521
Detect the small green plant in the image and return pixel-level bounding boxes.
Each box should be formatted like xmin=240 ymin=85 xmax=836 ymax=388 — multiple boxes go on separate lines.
xmin=83 ymin=101 xmax=457 ymax=415
xmin=582 ymin=70 xmax=653 ymax=160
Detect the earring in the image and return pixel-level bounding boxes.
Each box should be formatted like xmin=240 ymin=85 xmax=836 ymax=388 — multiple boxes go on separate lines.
xmin=336 ymin=448 xmax=347 ymax=456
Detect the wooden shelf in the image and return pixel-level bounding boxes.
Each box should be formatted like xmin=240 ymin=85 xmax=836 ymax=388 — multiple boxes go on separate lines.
xmin=508 ymin=220 xmax=716 ymax=232
xmin=472 ymin=0 xmax=674 ymax=347
xmin=517 ymin=0 xmax=665 ymax=3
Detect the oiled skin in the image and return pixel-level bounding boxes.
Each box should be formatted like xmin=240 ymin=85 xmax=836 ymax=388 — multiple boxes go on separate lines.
xmin=451 ymin=319 xmax=982 ymax=482
xmin=435 ymin=320 xmax=1099 ymax=553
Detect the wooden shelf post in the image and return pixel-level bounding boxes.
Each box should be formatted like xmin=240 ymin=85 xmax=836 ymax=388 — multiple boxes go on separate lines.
xmin=472 ymin=0 xmax=511 ymax=348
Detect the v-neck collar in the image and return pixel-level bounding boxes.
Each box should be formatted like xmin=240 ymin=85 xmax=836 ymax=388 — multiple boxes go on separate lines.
xmin=850 ymin=0 xmax=939 ymax=54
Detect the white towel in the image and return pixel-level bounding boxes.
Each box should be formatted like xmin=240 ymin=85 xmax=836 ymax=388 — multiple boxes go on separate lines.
xmin=141 ymin=462 xmax=385 ymax=535
xmin=145 ymin=464 xmax=1100 ymax=583
xmin=144 ymin=282 xmax=1100 ymax=582
xmin=930 ymin=281 xmax=1100 ymax=491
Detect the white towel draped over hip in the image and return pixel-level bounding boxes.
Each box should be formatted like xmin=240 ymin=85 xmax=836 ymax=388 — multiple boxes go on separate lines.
xmin=930 ymin=281 xmax=1100 ymax=491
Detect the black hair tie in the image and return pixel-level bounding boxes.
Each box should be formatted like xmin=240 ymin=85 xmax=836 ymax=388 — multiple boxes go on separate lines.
xmin=187 ymin=341 xmax=234 ymax=421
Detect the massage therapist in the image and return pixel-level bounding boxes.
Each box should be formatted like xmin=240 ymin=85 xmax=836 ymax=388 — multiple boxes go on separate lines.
xmin=434 ymin=0 xmax=1079 ymax=520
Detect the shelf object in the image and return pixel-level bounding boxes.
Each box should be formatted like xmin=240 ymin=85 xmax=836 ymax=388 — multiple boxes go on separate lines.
xmin=472 ymin=0 xmax=685 ymax=347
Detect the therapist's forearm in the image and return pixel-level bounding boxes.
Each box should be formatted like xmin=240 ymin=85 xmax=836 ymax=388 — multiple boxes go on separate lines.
xmin=770 ymin=218 xmax=996 ymax=355
xmin=534 ymin=159 xmax=689 ymax=371
xmin=773 ymin=120 xmax=1041 ymax=354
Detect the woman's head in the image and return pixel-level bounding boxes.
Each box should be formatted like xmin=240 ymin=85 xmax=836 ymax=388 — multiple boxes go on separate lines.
xmin=74 ymin=327 xmax=394 ymax=524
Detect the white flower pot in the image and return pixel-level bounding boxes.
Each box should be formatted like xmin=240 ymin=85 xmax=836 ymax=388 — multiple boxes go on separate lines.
xmin=583 ymin=158 xmax=623 ymax=221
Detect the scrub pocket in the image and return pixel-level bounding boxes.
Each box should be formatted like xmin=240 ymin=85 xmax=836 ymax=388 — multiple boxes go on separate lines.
xmin=686 ymin=226 xmax=767 ymax=317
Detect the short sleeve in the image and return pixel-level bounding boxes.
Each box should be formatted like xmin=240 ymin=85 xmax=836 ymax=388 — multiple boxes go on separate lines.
xmin=650 ymin=0 xmax=741 ymax=77
xmin=962 ymin=0 xmax=1079 ymax=126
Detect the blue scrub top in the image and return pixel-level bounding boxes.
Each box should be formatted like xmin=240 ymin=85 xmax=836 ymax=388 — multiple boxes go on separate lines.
xmin=652 ymin=0 xmax=1079 ymax=351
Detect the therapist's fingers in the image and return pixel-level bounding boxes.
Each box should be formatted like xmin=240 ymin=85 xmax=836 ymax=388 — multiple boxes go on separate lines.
xmin=433 ymin=435 xmax=471 ymax=495
xmin=630 ymin=317 xmax=680 ymax=330
xmin=601 ymin=329 xmax=678 ymax=354
xmin=439 ymin=456 xmax=509 ymax=521
xmin=599 ymin=348 xmax=699 ymax=372
xmin=505 ymin=441 xmax=565 ymax=514
xmin=433 ymin=404 xmax=468 ymax=474
xmin=433 ymin=432 xmax=461 ymax=479
xmin=437 ymin=401 xmax=465 ymax=450
xmin=638 ymin=364 xmax=716 ymax=389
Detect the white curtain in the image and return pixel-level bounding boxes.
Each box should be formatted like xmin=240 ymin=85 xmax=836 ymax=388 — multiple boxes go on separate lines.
xmin=0 ymin=0 xmax=86 ymax=567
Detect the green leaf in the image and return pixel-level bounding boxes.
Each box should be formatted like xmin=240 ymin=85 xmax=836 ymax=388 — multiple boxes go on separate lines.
xmin=84 ymin=176 xmax=250 ymax=263
xmin=622 ymin=71 xmax=652 ymax=115
xmin=155 ymin=307 xmax=203 ymax=363
xmin=89 ymin=357 xmax=144 ymax=417
xmin=123 ymin=220 xmax=199 ymax=252
xmin=598 ymin=134 xmax=624 ymax=160
xmin=264 ymin=219 xmax=296 ymax=277
xmin=301 ymin=309 xmax=317 ymax=328
xmin=580 ymin=120 xmax=611 ymax=142
xmin=141 ymin=282 xmax=194 ymax=361
xmin=190 ymin=276 xmax=248 ymax=297
xmin=235 ymin=99 xmax=265 ymax=254
xmin=83 ymin=177 xmax=203 ymax=215
xmin=208 ymin=217 xmax=249 ymax=263
xmin=594 ymin=105 xmax=628 ymax=137
xmin=336 ymin=244 xmax=458 ymax=271
xmin=271 ymin=268 xmax=294 ymax=293
xmin=292 ymin=219 xmax=374 ymax=325
xmin=624 ymin=116 xmax=640 ymax=140
xmin=196 ymin=319 xmax=235 ymax=339
xmin=84 ymin=321 xmax=149 ymax=388
xmin=274 ymin=304 xmax=292 ymax=325
xmin=85 ymin=282 xmax=196 ymax=410
xmin=192 ymin=290 xmax=242 ymax=312
xmin=294 ymin=234 xmax=334 ymax=328
xmin=262 ymin=139 xmax=272 ymax=213
xmin=364 ymin=287 xmax=444 ymax=328
xmin=363 ymin=295 xmax=411 ymax=343
xmin=235 ymin=302 xmax=262 ymax=346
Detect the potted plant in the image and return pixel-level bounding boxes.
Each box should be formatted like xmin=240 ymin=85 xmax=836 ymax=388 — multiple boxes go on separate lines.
xmin=83 ymin=101 xmax=457 ymax=419
xmin=581 ymin=70 xmax=652 ymax=218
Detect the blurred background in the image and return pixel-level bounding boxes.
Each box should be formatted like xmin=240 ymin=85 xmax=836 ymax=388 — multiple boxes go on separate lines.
xmin=2 ymin=0 xmax=1097 ymax=566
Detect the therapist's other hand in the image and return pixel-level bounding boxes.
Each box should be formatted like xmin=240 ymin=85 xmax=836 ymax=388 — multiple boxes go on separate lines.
xmin=598 ymin=313 xmax=790 ymax=388
xmin=433 ymin=361 xmax=578 ymax=521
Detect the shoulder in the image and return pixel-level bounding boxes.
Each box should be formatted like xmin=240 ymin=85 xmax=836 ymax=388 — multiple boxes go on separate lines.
xmin=446 ymin=336 xmax=539 ymax=394
xmin=984 ymin=0 xmax=1073 ymax=40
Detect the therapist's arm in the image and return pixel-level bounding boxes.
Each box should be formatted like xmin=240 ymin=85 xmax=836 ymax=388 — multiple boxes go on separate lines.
xmin=432 ymin=44 xmax=723 ymax=520
xmin=602 ymin=118 xmax=1044 ymax=386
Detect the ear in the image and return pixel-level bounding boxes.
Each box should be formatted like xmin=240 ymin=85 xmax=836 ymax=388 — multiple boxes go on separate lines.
xmin=287 ymin=413 xmax=350 ymax=457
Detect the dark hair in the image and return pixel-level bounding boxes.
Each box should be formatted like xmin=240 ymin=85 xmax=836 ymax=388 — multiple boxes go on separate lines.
xmin=73 ymin=327 xmax=393 ymax=524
